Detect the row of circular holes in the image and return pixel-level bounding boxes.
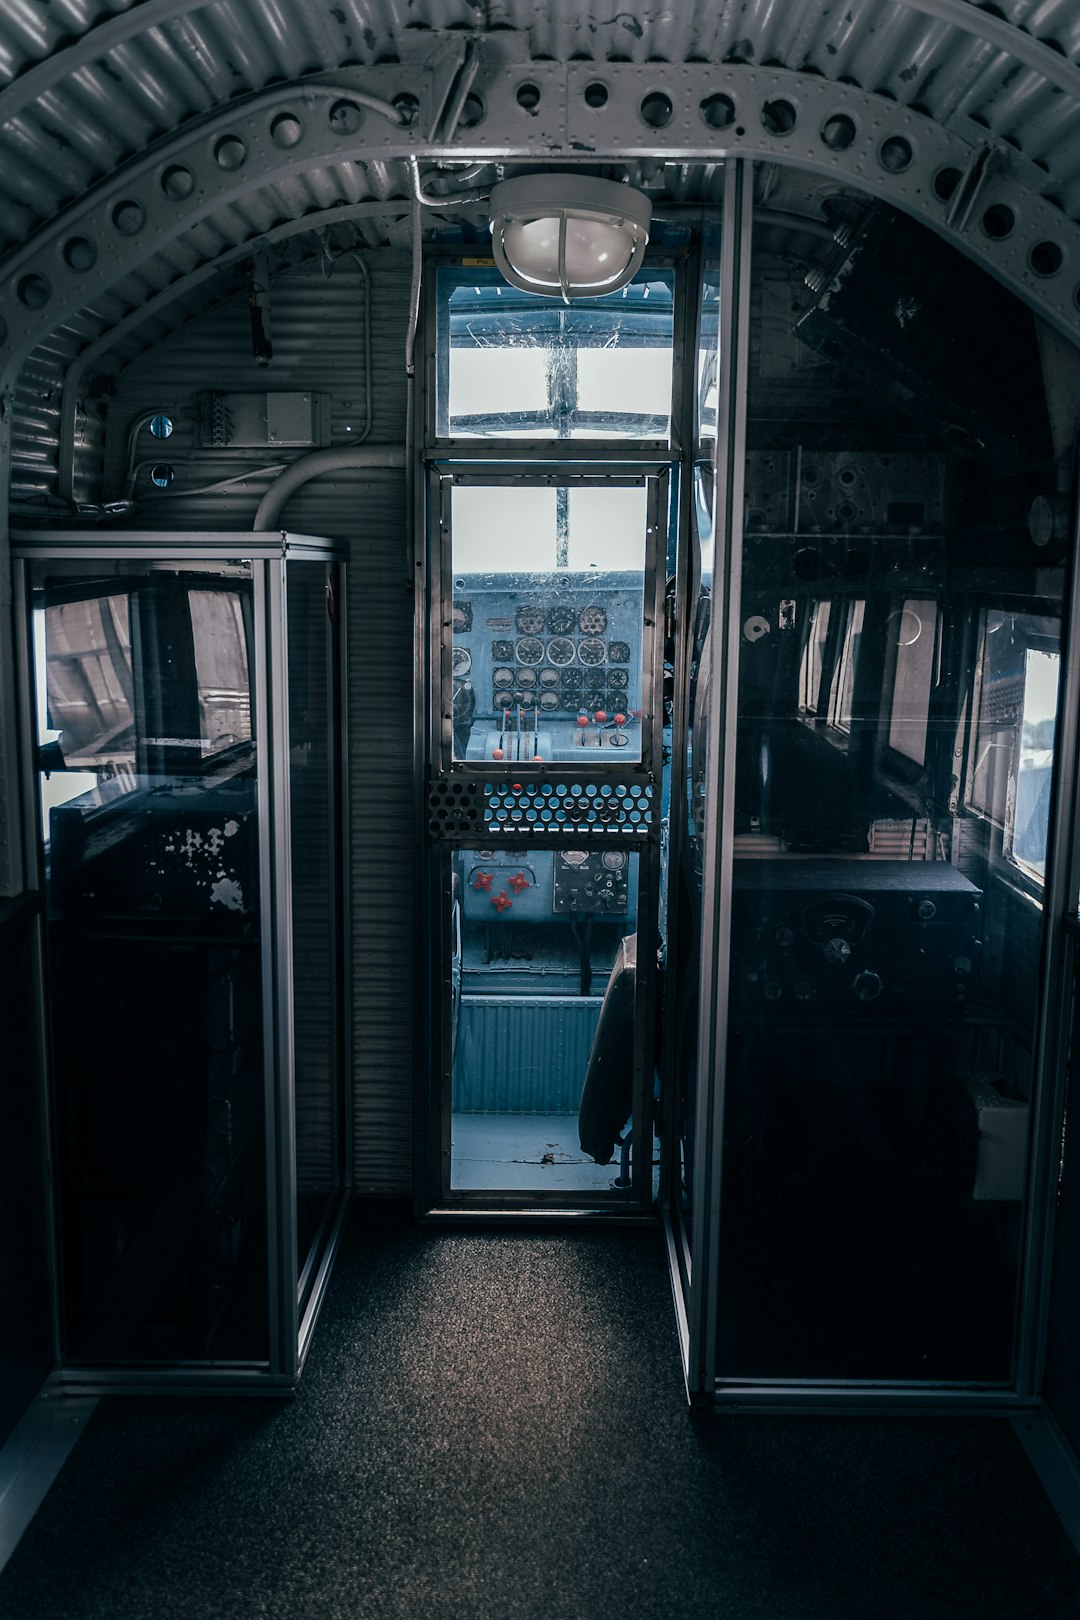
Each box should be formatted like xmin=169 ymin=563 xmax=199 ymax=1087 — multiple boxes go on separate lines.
xmin=2 ymin=95 xmax=421 ymax=330
xmin=3 ymin=81 xmax=1079 ymax=335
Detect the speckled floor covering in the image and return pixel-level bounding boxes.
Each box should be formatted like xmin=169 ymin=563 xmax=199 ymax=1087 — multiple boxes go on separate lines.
xmin=2 ymin=1205 xmax=1079 ymax=1620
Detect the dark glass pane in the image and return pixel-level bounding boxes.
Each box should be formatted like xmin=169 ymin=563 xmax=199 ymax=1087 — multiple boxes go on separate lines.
xmin=715 ymin=180 xmax=1067 ymax=1383
xmin=32 ymin=560 xmax=268 ymax=1365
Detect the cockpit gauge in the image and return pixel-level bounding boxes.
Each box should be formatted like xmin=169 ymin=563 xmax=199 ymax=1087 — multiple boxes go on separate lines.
xmin=493 ymin=690 xmax=513 ymax=708
xmin=579 ymin=605 xmax=608 ymax=635
xmin=539 ymin=691 xmax=559 ymax=710
xmin=538 ymin=667 xmax=560 ymax=688
xmin=452 ymin=646 xmax=472 ymax=677
xmin=516 ymin=667 xmax=537 ymax=687
xmin=547 ymin=637 xmax=576 ymax=666
xmin=608 ymin=641 xmax=631 ymax=663
xmin=492 ymin=666 xmax=514 ymax=688
xmin=492 ymin=640 xmax=515 ymax=662
xmin=578 ymin=638 xmax=607 ymax=666
xmin=584 ymin=669 xmax=606 ymax=691
xmin=452 ymin=601 xmax=472 ymax=633
xmin=515 ymin=604 xmax=545 ymax=635
xmin=561 ymin=668 xmax=582 ymax=688
xmin=560 ymin=850 xmax=589 ymax=866
xmin=601 ymin=851 xmax=626 ymax=870
xmin=607 ymin=668 xmax=628 ymax=689
xmin=547 ymin=605 xmax=576 ymax=635
xmin=515 ymin=636 xmax=544 ymax=665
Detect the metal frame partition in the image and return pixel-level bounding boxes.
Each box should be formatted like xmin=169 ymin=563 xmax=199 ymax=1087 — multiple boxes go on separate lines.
xmin=672 ymin=162 xmax=1080 ymax=1412
xmin=12 ymin=529 xmax=350 ymax=1395
xmin=416 ymin=243 xmax=695 ymax=1218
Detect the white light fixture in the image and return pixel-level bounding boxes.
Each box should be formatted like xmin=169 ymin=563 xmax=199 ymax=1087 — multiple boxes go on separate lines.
xmin=488 ymin=174 xmax=651 ymax=302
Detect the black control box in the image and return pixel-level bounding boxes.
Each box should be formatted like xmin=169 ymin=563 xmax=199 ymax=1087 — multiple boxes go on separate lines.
xmin=730 ymin=858 xmax=982 ymax=1012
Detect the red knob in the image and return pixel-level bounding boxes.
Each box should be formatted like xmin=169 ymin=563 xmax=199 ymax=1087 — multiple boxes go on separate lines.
xmin=595 ymin=710 xmax=607 ymax=723
xmin=491 ymin=747 xmax=504 ymax=760
xmin=492 ymin=891 xmax=513 ymax=913
xmin=509 ymin=871 xmax=530 ymax=893
xmin=614 ymin=712 xmax=626 ymax=726
xmin=474 ymin=871 xmax=493 ymax=892
xmin=576 ymin=714 xmax=589 ymax=728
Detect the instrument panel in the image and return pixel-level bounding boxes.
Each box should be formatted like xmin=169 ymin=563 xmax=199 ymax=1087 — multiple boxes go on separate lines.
xmin=450 ymin=570 xmax=645 ymax=762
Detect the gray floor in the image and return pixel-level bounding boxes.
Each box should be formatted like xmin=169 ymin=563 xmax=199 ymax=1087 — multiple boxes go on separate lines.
xmin=2 ymin=1209 xmax=1080 ymax=1619
xmin=451 ymin=1111 xmax=624 ymax=1191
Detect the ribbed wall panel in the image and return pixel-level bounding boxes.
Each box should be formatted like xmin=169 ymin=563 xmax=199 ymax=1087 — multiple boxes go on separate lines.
xmin=455 ymin=997 xmax=602 ymax=1114
xmin=91 ymin=249 xmax=415 ymax=1194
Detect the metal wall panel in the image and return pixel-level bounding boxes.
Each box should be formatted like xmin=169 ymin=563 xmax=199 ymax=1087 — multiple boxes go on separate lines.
xmin=455 ymin=997 xmax=602 ymax=1114
xmin=90 ymin=249 xmax=415 ymax=1193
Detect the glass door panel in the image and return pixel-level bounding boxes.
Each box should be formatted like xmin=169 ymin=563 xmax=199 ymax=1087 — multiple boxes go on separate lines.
xmin=714 ymin=178 xmax=1066 ymax=1383
xmin=31 ymin=559 xmax=269 ymax=1365
xmin=449 ymin=848 xmax=643 ymax=1195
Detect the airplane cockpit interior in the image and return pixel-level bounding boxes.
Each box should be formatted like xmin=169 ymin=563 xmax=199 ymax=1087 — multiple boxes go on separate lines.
xmin=5 ymin=11 xmax=1080 ymax=1609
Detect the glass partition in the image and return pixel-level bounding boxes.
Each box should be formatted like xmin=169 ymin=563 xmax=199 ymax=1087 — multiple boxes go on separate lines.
xmin=713 ymin=178 xmax=1070 ymax=1384
xmin=31 ymin=558 xmax=268 ymax=1365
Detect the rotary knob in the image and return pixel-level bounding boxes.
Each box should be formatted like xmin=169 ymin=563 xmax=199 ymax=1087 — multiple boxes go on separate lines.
xmin=822 ymin=936 xmax=852 ymax=965
xmin=852 ymin=970 xmax=884 ymax=1003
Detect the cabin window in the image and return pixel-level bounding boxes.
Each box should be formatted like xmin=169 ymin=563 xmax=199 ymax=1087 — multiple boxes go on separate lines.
xmin=436 ymin=267 xmax=676 ymax=440
xmin=827 ymin=598 xmax=864 ymax=734
xmin=968 ymin=610 xmax=1060 ymax=887
xmin=885 ymin=598 xmax=938 ymax=769
xmin=798 ymin=599 xmax=831 ymax=715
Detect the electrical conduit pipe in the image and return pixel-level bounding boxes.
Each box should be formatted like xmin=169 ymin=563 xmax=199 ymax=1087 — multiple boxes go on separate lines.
xmin=252 ymin=445 xmax=405 ymax=530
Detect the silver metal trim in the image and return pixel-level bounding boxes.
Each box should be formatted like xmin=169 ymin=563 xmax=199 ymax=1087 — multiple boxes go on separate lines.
xmin=1018 ymin=438 xmax=1080 ymax=1397
xmin=267 ymin=555 xmax=299 ymax=1381
xmin=687 ymin=158 xmax=753 ymax=1397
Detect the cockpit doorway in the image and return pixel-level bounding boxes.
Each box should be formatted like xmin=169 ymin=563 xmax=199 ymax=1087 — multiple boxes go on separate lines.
xmin=424 ymin=470 xmax=668 ymax=1211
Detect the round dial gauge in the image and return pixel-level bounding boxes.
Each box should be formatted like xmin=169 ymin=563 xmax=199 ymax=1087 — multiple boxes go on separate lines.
xmin=493 ymin=690 xmax=513 ymax=708
xmin=516 ymin=668 xmax=536 ymax=687
xmin=515 ymin=604 xmax=545 ymax=635
xmin=578 ymin=637 xmax=607 ymax=666
xmin=561 ymin=850 xmax=589 ymax=866
xmin=492 ymin=666 xmax=514 ymax=688
xmin=515 ymin=636 xmax=544 ymax=665
xmin=579 ymin=605 xmax=608 ymax=635
xmin=608 ymin=640 xmax=631 ymax=663
xmin=547 ymin=605 xmax=576 ymax=635
xmin=539 ymin=691 xmax=559 ymax=710
xmin=547 ymin=637 xmax=576 ymax=666
xmin=452 ymin=602 xmax=472 ymax=632
xmin=538 ymin=666 xmax=560 ymax=688
xmin=452 ymin=646 xmax=472 ymax=677
xmin=601 ymin=851 xmax=626 ymax=870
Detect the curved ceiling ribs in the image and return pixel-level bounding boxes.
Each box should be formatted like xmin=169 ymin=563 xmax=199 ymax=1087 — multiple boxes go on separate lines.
xmin=4 ymin=58 xmax=1080 ymax=403
xmin=1 ymin=4 xmax=1080 ymax=412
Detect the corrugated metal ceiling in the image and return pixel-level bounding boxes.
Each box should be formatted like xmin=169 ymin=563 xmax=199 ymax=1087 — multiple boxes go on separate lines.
xmin=2 ymin=1 xmax=1080 ymax=258
xmin=3 ymin=0 xmax=1080 ymax=495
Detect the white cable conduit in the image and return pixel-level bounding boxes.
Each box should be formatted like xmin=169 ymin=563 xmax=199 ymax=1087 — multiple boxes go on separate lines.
xmin=251 ymin=445 xmax=405 ymax=531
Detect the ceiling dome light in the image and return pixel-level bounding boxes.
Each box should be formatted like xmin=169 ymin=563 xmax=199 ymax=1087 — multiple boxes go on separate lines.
xmin=489 ymin=174 xmax=651 ymax=301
